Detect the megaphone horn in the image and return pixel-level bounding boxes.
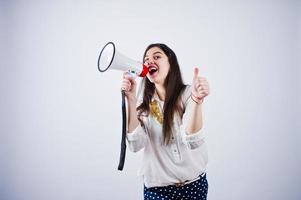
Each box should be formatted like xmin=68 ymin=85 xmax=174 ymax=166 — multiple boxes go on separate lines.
xmin=97 ymin=42 xmax=148 ymax=77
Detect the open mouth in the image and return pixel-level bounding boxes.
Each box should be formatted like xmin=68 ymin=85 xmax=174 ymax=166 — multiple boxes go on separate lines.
xmin=148 ymin=65 xmax=158 ymax=75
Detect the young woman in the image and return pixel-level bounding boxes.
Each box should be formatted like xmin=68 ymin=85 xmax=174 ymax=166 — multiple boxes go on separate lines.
xmin=121 ymin=43 xmax=210 ymax=200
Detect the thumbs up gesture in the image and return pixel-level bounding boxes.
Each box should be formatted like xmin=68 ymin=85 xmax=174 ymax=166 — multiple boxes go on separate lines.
xmin=191 ymin=67 xmax=210 ymax=104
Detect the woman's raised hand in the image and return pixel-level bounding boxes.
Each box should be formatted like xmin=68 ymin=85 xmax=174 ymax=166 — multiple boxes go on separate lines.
xmin=191 ymin=67 xmax=210 ymax=104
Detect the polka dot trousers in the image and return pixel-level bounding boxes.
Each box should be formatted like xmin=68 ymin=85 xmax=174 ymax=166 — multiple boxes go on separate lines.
xmin=144 ymin=174 xmax=208 ymax=200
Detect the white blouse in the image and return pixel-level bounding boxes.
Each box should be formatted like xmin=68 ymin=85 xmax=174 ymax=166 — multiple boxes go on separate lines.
xmin=126 ymin=85 xmax=208 ymax=188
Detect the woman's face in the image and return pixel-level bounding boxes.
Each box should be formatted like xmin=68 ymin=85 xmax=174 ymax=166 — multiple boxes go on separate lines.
xmin=144 ymin=47 xmax=170 ymax=85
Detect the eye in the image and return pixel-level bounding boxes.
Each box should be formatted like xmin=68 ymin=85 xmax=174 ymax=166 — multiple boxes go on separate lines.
xmin=154 ymin=55 xmax=160 ymax=60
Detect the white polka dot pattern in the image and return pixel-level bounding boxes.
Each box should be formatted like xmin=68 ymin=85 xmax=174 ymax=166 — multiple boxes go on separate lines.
xmin=144 ymin=174 xmax=208 ymax=200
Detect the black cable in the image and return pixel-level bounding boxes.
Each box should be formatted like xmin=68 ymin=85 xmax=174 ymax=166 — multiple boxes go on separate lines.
xmin=118 ymin=90 xmax=127 ymax=170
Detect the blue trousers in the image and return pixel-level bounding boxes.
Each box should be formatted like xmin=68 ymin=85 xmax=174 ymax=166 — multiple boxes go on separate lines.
xmin=144 ymin=174 xmax=208 ymax=200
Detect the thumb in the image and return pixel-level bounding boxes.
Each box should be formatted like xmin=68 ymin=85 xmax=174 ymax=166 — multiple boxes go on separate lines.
xmin=193 ymin=67 xmax=199 ymax=81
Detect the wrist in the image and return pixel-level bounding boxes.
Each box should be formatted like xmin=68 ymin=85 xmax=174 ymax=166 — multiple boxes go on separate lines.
xmin=127 ymin=96 xmax=137 ymax=104
xmin=191 ymin=95 xmax=203 ymax=104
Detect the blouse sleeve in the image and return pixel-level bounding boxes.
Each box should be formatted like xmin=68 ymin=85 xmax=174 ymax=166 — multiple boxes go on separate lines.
xmin=180 ymin=85 xmax=206 ymax=149
xmin=126 ymin=123 xmax=148 ymax=152
xmin=126 ymin=94 xmax=148 ymax=152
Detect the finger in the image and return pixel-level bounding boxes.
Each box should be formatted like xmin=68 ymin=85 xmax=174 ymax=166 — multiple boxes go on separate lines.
xmin=195 ymin=83 xmax=202 ymax=91
xmin=121 ymin=81 xmax=131 ymax=91
xmin=197 ymin=82 xmax=208 ymax=90
xmin=193 ymin=78 xmax=202 ymax=90
xmin=197 ymin=78 xmax=208 ymax=86
xmin=193 ymin=67 xmax=199 ymax=81
xmin=192 ymin=94 xmax=204 ymax=101
xmin=197 ymin=84 xmax=209 ymax=92
xmin=122 ymin=80 xmax=131 ymax=87
xmin=199 ymin=89 xmax=209 ymax=96
xmin=123 ymin=72 xmax=131 ymax=78
xmin=123 ymin=73 xmax=135 ymax=81
xmin=196 ymin=88 xmax=204 ymax=95
xmin=121 ymin=85 xmax=130 ymax=92
xmin=199 ymin=80 xmax=209 ymax=88
xmin=200 ymin=85 xmax=208 ymax=91
xmin=195 ymin=81 xmax=205 ymax=90
xmin=196 ymin=86 xmax=208 ymax=94
xmin=194 ymin=92 xmax=207 ymax=99
xmin=196 ymin=77 xmax=207 ymax=87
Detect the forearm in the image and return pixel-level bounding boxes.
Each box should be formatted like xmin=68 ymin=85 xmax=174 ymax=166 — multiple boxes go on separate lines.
xmin=127 ymin=99 xmax=140 ymax=133
xmin=185 ymin=100 xmax=203 ymax=135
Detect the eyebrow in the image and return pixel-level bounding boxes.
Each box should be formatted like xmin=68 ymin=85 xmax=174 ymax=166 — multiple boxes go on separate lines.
xmin=145 ymin=51 xmax=163 ymax=59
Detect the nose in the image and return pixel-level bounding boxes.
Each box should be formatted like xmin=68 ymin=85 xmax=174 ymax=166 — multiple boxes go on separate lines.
xmin=144 ymin=57 xmax=155 ymax=65
xmin=145 ymin=59 xmax=154 ymax=66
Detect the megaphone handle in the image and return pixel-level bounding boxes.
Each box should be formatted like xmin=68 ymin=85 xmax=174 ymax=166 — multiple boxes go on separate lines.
xmin=118 ymin=90 xmax=127 ymax=171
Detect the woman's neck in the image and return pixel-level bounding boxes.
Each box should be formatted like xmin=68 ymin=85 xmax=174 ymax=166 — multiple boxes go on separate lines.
xmin=155 ymin=84 xmax=166 ymax=101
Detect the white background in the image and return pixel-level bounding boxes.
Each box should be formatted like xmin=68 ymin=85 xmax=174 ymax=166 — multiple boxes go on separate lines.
xmin=1 ymin=0 xmax=300 ymax=199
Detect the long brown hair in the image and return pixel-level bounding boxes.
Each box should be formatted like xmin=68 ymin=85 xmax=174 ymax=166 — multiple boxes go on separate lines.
xmin=137 ymin=43 xmax=186 ymax=144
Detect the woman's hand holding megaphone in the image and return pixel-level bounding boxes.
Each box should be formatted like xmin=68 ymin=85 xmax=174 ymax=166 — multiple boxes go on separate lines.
xmin=121 ymin=72 xmax=137 ymax=102
xmin=121 ymin=71 xmax=140 ymax=133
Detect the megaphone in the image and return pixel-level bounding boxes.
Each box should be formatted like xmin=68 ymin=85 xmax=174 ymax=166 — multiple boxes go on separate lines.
xmin=97 ymin=42 xmax=148 ymax=77
xmin=97 ymin=42 xmax=148 ymax=171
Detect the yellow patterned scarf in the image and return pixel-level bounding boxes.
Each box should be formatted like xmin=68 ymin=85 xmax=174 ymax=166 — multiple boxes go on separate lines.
xmin=150 ymin=100 xmax=163 ymax=125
